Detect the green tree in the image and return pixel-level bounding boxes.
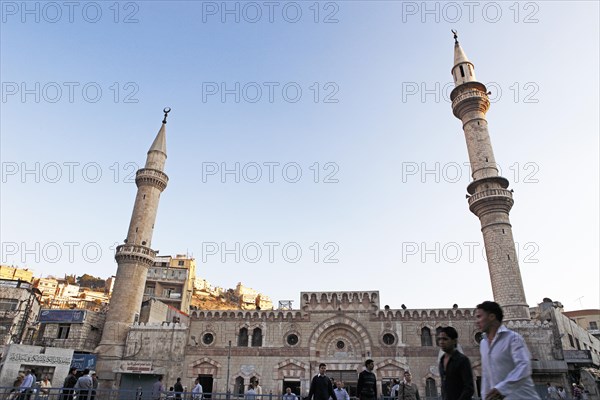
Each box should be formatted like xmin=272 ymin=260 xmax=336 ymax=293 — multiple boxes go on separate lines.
xmin=77 ymin=274 xmax=106 ymax=289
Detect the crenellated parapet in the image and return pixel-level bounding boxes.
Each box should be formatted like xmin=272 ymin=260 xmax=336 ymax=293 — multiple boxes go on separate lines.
xmin=505 ymin=319 xmax=550 ymax=329
xmin=373 ymin=308 xmax=476 ymax=321
xmin=130 ymin=321 xmax=188 ymax=330
xmin=301 ymin=291 xmax=380 ymax=311
xmin=190 ymin=310 xmax=308 ymax=322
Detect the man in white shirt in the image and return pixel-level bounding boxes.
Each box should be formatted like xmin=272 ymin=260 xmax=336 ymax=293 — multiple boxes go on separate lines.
xmin=390 ymin=379 xmax=399 ymax=399
xmin=19 ymin=370 xmax=33 ymax=393
xmin=476 ymin=301 xmax=541 ymax=400
xmin=192 ymin=378 xmax=203 ymax=400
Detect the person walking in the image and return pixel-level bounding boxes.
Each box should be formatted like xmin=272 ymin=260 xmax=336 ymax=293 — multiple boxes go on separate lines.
xmin=308 ymin=363 xmax=335 ymax=400
xmin=437 ymin=326 xmax=474 ymax=400
xmin=357 ymin=359 xmax=377 ymax=400
xmin=476 ymin=301 xmax=541 ymax=400
xmin=546 ymin=383 xmax=559 ymax=400
xmin=152 ymin=376 xmax=165 ymax=400
xmin=174 ymin=378 xmax=184 ymax=400
xmin=61 ymin=368 xmax=78 ymax=400
xmin=74 ymin=369 xmax=93 ymax=400
xmin=398 ymin=371 xmax=420 ymax=400
xmin=192 ymin=378 xmax=203 ymax=400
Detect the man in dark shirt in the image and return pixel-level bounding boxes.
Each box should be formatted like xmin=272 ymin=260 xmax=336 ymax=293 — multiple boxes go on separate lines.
xmin=61 ymin=368 xmax=78 ymax=400
xmin=308 ymin=363 xmax=335 ymax=400
xmin=357 ymin=359 xmax=377 ymax=400
xmin=174 ymin=377 xmax=184 ymax=400
xmin=437 ymin=326 xmax=474 ymax=400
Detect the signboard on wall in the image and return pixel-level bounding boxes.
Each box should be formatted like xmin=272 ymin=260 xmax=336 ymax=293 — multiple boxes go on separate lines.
xmin=39 ymin=310 xmax=86 ymax=323
xmin=70 ymin=353 xmax=96 ymax=370
xmin=121 ymin=361 xmax=153 ymax=373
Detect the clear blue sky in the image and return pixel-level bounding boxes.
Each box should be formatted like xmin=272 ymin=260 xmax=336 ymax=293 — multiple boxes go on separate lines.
xmin=1 ymin=1 xmax=598 ymax=311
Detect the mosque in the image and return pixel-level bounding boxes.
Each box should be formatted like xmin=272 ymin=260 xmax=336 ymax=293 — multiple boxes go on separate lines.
xmin=89 ymin=37 xmax=599 ymax=399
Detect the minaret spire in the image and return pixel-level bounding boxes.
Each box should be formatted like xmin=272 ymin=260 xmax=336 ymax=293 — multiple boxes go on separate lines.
xmin=96 ymin=108 xmax=171 ymax=383
xmin=449 ymin=38 xmax=530 ymax=321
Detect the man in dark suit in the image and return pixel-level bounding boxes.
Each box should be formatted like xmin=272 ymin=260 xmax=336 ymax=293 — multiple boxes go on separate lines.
xmin=437 ymin=326 xmax=474 ymax=400
xmin=308 ymin=363 xmax=335 ymax=400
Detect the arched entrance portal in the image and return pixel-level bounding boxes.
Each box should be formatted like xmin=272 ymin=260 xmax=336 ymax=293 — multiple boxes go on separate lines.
xmin=309 ymin=316 xmax=372 ymax=398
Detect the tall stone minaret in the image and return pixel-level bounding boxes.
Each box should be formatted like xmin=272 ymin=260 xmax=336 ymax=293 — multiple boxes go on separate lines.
xmin=96 ymin=108 xmax=170 ymax=379
xmin=449 ymin=33 xmax=530 ymax=321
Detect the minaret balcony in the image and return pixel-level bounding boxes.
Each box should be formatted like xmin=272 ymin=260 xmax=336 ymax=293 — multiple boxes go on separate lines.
xmin=115 ymin=244 xmax=156 ymax=266
xmin=450 ymin=82 xmax=490 ymax=118
xmin=135 ymin=168 xmax=169 ymax=191
xmin=468 ymin=187 xmax=514 ymax=215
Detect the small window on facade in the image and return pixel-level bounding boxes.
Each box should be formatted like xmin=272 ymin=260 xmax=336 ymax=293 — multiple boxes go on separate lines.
xmin=421 ymin=327 xmax=432 ymax=346
xmin=459 ymin=65 xmax=465 ymax=77
xmin=235 ymin=377 xmax=245 ymax=396
xmin=576 ymin=338 xmax=581 ymax=350
xmin=425 ymin=378 xmax=437 ymax=397
xmin=57 ymin=324 xmax=70 ymax=339
xmin=382 ymin=333 xmax=395 ymax=345
xmin=590 ymin=321 xmax=598 ymax=330
xmin=286 ymin=334 xmax=298 ymax=346
xmin=568 ymin=334 xmax=575 ymax=348
xmin=178 ymin=260 xmax=184 ymax=266
xmin=336 ymin=340 xmax=345 ymax=349
xmin=0 ymin=298 xmax=19 ymax=311
xmin=202 ymin=332 xmax=214 ymax=345
xmin=238 ymin=327 xmax=248 ymax=347
xmin=251 ymin=327 xmax=262 ymax=347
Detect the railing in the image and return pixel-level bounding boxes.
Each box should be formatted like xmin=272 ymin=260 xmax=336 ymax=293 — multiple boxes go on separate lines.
xmin=33 ymin=337 xmax=100 ymax=351
xmin=451 ymin=88 xmax=489 ymax=109
xmin=467 ymin=188 xmax=512 ymax=207
xmin=116 ymin=245 xmax=156 ymax=258
xmin=136 ymin=169 xmax=168 ymax=180
xmin=0 ymin=389 xmax=484 ymax=400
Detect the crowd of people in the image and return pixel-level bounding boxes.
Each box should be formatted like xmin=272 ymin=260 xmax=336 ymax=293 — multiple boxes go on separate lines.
xmin=6 ymin=368 xmax=98 ymax=400
xmin=5 ymin=301 xmax=593 ymax=400
xmin=302 ymin=301 xmax=590 ymax=400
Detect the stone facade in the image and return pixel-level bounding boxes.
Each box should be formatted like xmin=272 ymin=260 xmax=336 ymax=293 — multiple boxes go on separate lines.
xmin=0 ymin=266 xmax=33 ymax=283
xmin=0 ymin=344 xmax=73 ymax=388
xmin=107 ymin=291 xmax=597 ymax=399
xmin=563 ymin=309 xmax=600 ymax=339
xmin=34 ymin=309 xmax=106 ymax=353
xmin=0 ymin=279 xmax=41 ymax=347
xmin=144 ymin=254 xmax=196 ymax=313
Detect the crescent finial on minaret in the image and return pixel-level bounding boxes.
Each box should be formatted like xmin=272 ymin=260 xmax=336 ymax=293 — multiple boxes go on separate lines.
xmin=451 ymin=29 xmax=458 ymax=44
xmin=162 ymin=107 xmax=171 ymax=124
